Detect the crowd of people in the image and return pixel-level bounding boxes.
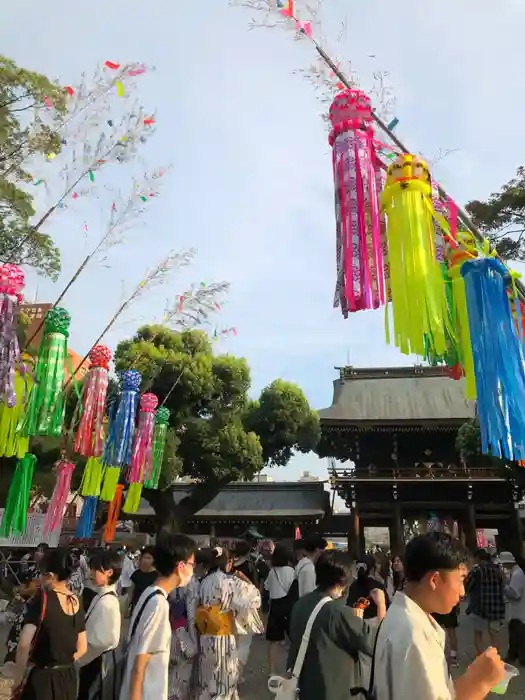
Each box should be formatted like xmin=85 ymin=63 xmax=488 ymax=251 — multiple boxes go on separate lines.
xmin=1 ymin=532 xmax=525 ymax=700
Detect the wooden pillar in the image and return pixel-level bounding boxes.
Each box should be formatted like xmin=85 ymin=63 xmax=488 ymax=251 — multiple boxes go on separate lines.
xmin=358 ymin=525 xmax=366 ymax=556
xmin=390 ymin=503 xmax=403 ymax=554
xmin=347 ymin=506 xmax=360 ymax=559
xmin=463 ymin=502 xmax=477 ymax=552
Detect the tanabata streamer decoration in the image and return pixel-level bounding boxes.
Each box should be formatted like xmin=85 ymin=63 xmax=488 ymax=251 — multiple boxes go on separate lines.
xmin=123 ymin=482 xmax=143 ymax=514
xmin=144 ymin=407 xmax=170 ymax=489
xmin=76 ymin=496 xmax=97 ymax=538
xmin=0 ymin=368 xmax=33 ymax=458
xmin=329 ymin=90 xmax=386 ymax=316
xmin=0 ymin=454 xmax=36 ymax=537
xmin=74 ymin=345 xmax=112 ymax=457
xmin=100 ymin=466 xmax=121 ymax=502
xmin=79 ymin=457 xmax=103 ymax=497
xmin=461 ymin=257 xmax=525 ymax=460
xmin=128 ymin=392 xmax=158 ymax=483
xmin=44 ymin=460 xmax=75 ymax=535
xmin=104 ymin=484 xmax=124 ymax=543
xmin=380 ymin=155 xmax=450 ymax=358
xmin=23 ymin=307 xmax=71 ymax=437
xmin=103 ymin=369 xmax=141 ymax=468
xmin=0 ymin=265 xmax=24 ymax=407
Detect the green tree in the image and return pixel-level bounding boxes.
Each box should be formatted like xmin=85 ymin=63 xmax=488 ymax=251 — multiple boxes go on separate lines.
xmin=114 ymin=325 xmax=320 ymax=529
xmin=0 ymin=55 xmax=65 ymax=278
xmin=466 ymin=166 xmax=525 ymax=262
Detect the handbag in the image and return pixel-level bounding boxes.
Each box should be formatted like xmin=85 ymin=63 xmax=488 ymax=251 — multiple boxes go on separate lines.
xmin=10 ymin=590 xmax=48 ymax=700
xmin=268 ymin=596 xmax=331 ymax=700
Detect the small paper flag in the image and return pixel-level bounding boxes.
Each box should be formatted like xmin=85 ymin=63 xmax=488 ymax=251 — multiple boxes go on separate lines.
xmin=128 ymin=67 xmax=146 ymax=77
xmin=144 ymin=118 xmax=155 ymax=125
xmin=296 ymin=20 xmax=312 ymax=38
xmin=72 ymin=192 xmax=79 ymax=199
xmin=47 ymin=153 xmax=56 ymax=160
xmin=116 ymin=81 xmax=124 ymax=97
xmin=280 ymin=0 xmax=294 ymax=17
xmin=33 ymin=180 xmax=43 ymax=186
xmin=387 ymin=117 xmax=399 ymax=131
xmin=89 ymin=170 xmax=95 ymax=182
xmin=65 ymin=86 xmax=75 ymax=96
xmin=105 ymin=61 xmax=120 ymax=70
xmin=107 ymin=119 xmax=113 ymax=127
xmin=43 ymin=96 xmax=53 ymax=108
xmin=177 ymin=296 xmax=184 ymax=312
xmin=140 ymin=196 xmax=147 ymax=202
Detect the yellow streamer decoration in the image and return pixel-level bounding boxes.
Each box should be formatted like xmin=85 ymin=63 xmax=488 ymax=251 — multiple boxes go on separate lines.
xmin=100 ymin=466 xmax=121 ymax=502
xmin=380 ymin=155 xmax=450 ymax=357
xmin=122 ymin=482 xmax=143 ymax=514
xmin=116 ymin=80 xmax=124 ymax=97
xmin=79 ymin=457 xmax=103 ymax=497
xmin=0 ymin=372 xmax=33 ymax=458
xmin=448 ymin=250 xmax=477 ymax=400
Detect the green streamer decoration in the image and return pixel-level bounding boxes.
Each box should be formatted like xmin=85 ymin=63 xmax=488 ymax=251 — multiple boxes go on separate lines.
xmin=100 ymin=466 xmax=121 ymax=502
xmin=123 ymin=482 xmax=143 ymax=514
xmin=144 ymin=407 xmax=170 ymax=490
xmin=22 ymin=307 xmax=71 ymax=437
xmin=0 ymin=454 xmax=36 ymax=536
xmin=80 ymin=457 xmax=104 ymax=497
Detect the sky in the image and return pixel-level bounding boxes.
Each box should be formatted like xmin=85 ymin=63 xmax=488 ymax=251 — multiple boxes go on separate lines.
xmin=2 ymin=0 xmax=525 ymax=487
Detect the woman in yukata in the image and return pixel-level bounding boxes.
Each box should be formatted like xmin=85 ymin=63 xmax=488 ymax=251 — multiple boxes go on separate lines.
xmin=196 ymin=546 xmax=261 ymax=700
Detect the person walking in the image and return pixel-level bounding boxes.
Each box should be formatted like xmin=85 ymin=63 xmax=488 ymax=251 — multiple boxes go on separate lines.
xmin=294 ymin=535 xmax=327 ymax=598
xmin=502 ymin=552 xmax=525 ymax=665
xmin=465 ymin=549 xmax=505 ymax=655
xmin=264 ymin=546 xmax=295 ymax=676
xmin=347 ymin=554 xmax=388 ymax=623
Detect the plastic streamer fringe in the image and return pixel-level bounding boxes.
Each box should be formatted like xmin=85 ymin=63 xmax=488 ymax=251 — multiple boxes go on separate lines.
xmin=0 ymin=370 xmax=32 ymax=458
xmin=0 ymin=453 xmax=36 ymax=537
xmin=128 ymin=393 xmax=158 ymax=483
xmin=104 ymin=484 xmax=124 ymax=543
xmin=103 ymin=370 xmax=141 ymax=467
xmin=74 ymin=345 xmax=112 ymax=457
xmin=462 ymin=257 xmax=525 ymax=459
xmin=100 ymin=466 xmax=121 ymax=502
xmin=76 ymin=496 xmax=97 ymax=538
xmin=22 ymin=308 xmax=71 ymax=437
xmin=0 ymin=265 xmax=25 ymax=407
xmin=79 ymin=457 xmax=104 ymax=497
xmin=44 ymin=460 xmax=75 ymax=535
xmin=144 ymin=407 xmax=170 ymax=490
xmin=123 ymin=482 xmax=143 ymax=514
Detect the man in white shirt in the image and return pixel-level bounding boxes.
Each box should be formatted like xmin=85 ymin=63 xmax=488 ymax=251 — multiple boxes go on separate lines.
xmin=295 ymin=535 xmax=327 ymax=598
xmin=374 ymin=533 xmax=505 ymax=700
xmin=119 ymin=534 xmax=196 ymax=700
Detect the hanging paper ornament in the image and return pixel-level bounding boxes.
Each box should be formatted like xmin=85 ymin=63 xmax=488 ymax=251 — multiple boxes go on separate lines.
xmin=0 ymin=368 xmax=33 ymax=458
xmin=74 ymin=345 xmax=112 ymax=457
xmin=123 ymin=482 xmax=143 ymax=514
xmin=0 ymin=265 xmax=24 ymax=407
xmin=79 ymin=457 xmax=104 ymax=497
xmin=128 ymin=393 xmax=158 ymax=483
xmin=76 ymin=496 xmax=97 ymax=538
xmin=380 ymin=155 xmax=451 ymax=358
xmin=461 ymin=257 xmax=525 ymax=459
xmin=329 ymin=90 xmax=386 ymax=316
xmin=0 ymin=454 xmax=36 ymax=537
xmin=102 ymin=369 xmax=141 ymax=468
xmin=144 ymin=407 xmax=170 ymax=490
xmin=22 ymin=307 xmax=71 ymax=437
xmin=43 ymin=460 xmax=75 ymax=535
xmin=104 ymin=484 xmax=124 ymax=543
xmin=100 ymin=466 xmax=121 ymax=502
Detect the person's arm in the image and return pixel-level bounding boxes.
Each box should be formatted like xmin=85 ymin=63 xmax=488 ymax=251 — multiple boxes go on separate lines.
xmin=333 ymin=606 xmax=374 ymax=657
xmin=369 ymin=588 xmax=387 ymax=621
xmin=505 ymin=569 xmax=522 ymax=601
xmin=298 ymin=563 xmax=316 ymax=597
xmin=14 ymin=624 xmax=36 ymax=686
xmin=128 ymin=599 xmax=166 ymax=700
xmin=74 ymin=631 xmax=88 ymax=662
xmin=130 ymin=653 xmax=151 ymax=700
xmin=454 ymin=647 xmax=505 ymax=700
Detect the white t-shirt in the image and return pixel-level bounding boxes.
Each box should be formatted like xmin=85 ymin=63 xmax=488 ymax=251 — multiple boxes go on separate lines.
xmin=295 ymin=557 xmax=316 ymax=598
xmin=265 ymin=566 xmax=295 ymax=600
xmin=374 ymin=592 xmax=455 ymax=700
xmin=119 ymin=586 xmax=171 ymax=700
xmin=78 ymin=585 xmax=121 ymax=668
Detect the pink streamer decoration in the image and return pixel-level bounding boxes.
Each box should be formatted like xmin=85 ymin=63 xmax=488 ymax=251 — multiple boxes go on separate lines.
xmin=44 ymin=461 xmax=75 ymax=534
xmin=329 ymin=89 xmax=386 ymax=316
xmin=127 ymin=393 xmax=158 ymax=483
xmin=296 ymin=20 xmax=312 ymax=38
xmin=448 ymin=196 xmax=459 ymax=244
xmin=74 ymin=345 xmax=112 ymax=457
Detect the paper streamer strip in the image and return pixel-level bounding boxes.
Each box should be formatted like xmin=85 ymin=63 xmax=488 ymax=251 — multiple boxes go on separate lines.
xmin=76 ymin=496 xmax=98 ymax=538
xmin=79 ymin=457 xmax=104 ymax=497
xmin=100 ymin=466 xmax=121 ymax=502
xmin=43 ymin=461 xmax=75 ymax=535
xmin=104 ymin=484 xmax=124 ymax=543
xmin=0 ymin=454 xmax=36 ymax=537
xmin=122 ymin=482 xmax=143 ymax=514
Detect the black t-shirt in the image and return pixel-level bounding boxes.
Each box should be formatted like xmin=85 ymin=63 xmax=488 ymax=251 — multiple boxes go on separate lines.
xmin=130 ymin=570 xmax=158 ymax=610
xmin=24 ymin=589 xmax=85 ymax=667
xmin=346 ymin=576 xmax=389 ymax=619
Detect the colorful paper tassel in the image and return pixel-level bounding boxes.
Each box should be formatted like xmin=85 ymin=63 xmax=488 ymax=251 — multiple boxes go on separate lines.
xmin=123 ymin=482 xmax=143 ymax=514
xmin=128 ymin=392 xmax=158 ymax=483
xmin=104 ymin=483 xmax=124 ymax=543
xmin=102 ymin=369 xmax=141 ymax=467
xmin=100 ymin=466 xmax=121 ymax=502
xmin=22 ymin=307 xmax=71 ymax=437
xmin=0 ymin=265 xmax=24 ymax=407
xmin=380 ymin=155 xmax=450 ymax=358
xmin=79 ymin=457 xmax=104 ymax=497
xmin=0 ymin=369 xmax=32 ymax=458
xmin=76 ymin=496 xmax=97 ymax=538
xmin=462 ymin=257 xmax=525 ymax=460
xmin=144 ymin=407 xmax=170 ymax=490
xmin=74 ymin=345 xmax=112 ymax=457
xmin=329 ymin=90 xmax=386 ymax=316
xmin=43 ymin=460 xmax=75 ymax=535
xmin=0 ymin=454 xmax=36 ymax=537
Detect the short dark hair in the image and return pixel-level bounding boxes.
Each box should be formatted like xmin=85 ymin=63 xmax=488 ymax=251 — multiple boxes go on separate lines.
xmin=271 ymin=545 xmax=291 ymax=568
xmin=315 ymin=551 xmax=353 ymax=590
xmin=234 ymin=541 xmax=251 ymax=558
xmin=42 ymin=548 xmax=75 ymax=582
xmin=36 ymin=543 xmax=49 ymax=553
xmin=89 ymin=549 xmax=123 ymax=584
xmin=153 ymin=533 xmax=196 ymax=577
xmin=303 ymin=535 xmax=328 ymax=554
xmin=404 ymin=533 xmax=469 ymax=582
xmin=140 ymin=545 xmax=156 ymax=559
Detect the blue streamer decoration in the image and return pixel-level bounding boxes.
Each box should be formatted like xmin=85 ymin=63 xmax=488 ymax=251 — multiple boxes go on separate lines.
xmin=102 ymin=369 xmax=141 ymax=467
xmin=461 ymin=257 xmax=525 ymax=460
xmin=76 ymin=496 xmax=98 ymax=538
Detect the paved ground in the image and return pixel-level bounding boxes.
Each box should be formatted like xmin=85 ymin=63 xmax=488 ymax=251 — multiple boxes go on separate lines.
xmin=241 ymin=608 xmax=525 ymax=699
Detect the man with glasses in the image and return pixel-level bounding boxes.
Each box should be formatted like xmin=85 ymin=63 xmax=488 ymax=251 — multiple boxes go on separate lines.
xmin=120 ymin=533 xmax=196 ymax=700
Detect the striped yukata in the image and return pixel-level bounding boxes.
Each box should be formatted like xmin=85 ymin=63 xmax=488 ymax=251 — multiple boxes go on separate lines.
xmin=197 ymin=570 xmax=261 ymax=700
xmin=168 ymin=577 xmax=199 ymax=700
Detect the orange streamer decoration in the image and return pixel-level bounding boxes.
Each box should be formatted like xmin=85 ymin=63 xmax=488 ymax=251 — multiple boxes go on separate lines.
xmin=104 ymin=483 xmax=124 ymax=543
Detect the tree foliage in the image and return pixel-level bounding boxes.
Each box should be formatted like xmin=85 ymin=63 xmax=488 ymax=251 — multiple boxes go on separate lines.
xmin=466 ymin=166 xmax=525 ymax=262
xmin=0 ymin=55 xmax=65 ymax=278
xmin=114 ymin=325 xmax=320 ymax=527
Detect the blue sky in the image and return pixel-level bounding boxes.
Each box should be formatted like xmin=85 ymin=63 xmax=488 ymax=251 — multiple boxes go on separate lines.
xmin=2 ymin=0 xmax=525 ymax=484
